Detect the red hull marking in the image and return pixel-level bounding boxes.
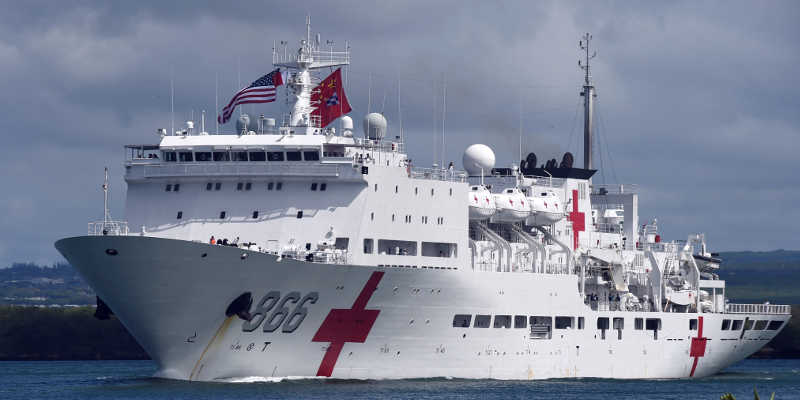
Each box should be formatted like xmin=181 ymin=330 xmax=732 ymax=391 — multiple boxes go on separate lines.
xmin=312 ymin=271 xmax=385 ymax=377
xmin=689 ymin=316 xmax=708 ymax=377
xmin=567 ymin=189 xmax=585 ymax=250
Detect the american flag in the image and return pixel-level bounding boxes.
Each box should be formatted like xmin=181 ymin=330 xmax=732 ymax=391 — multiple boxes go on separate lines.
xmin=218 ymin=69 xmax=283 ymax=124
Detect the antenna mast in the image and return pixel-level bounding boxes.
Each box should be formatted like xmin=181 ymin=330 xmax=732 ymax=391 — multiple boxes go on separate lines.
xmin=579 ymin=33 xmax=597 ymax=170
xmin=102 ymin=167 xmax=110 ymax=231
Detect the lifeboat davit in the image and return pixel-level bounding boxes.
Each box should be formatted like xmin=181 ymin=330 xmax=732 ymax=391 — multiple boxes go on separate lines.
xmin=492 ymin=188 xmax=530 ymax=222
xmin=527 ymin=190 xmax=564 ymax=225
xmin=468 ymin=185 xmax=496 ymax=220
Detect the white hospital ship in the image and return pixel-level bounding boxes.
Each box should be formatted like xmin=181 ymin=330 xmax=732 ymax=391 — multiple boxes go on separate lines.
xmin=56 ymin=22 xmax=790 ymax=381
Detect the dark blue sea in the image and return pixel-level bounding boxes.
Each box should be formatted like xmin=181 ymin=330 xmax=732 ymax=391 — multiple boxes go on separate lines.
xmin=1 ymin=359 xmax=798 ymax=399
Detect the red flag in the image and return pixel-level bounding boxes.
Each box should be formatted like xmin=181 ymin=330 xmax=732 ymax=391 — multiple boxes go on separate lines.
xmin=311 ymin=68 xmax=351 ymax=128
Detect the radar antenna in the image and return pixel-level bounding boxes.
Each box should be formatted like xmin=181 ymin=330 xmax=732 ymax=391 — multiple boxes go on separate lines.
xmin=578 ymin=33 xmax=598 ymax=170
xmin=102 ymin=167 xmax=111 ymax=234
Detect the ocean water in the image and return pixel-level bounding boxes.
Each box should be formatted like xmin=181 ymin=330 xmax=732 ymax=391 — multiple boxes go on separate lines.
xmin=0 ymin=359 xmax=798 ymax=400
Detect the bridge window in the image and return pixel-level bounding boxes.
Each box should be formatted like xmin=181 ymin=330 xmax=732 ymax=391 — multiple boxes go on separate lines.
xmin=232 ymin=151 xmax=248 ymax=161
xmin=334 ymin=238 xmax=349 ymax=250
xmin=267 ymin=182 xmax=274 ymax=190
xmin=303 ymin=151 xmax=320 ymax=161
xmin=494 ymin=315 xmax=511 ymax=328
xmin=195 ymin=152 xmax=212 ymax=162
xmin=646 ymin=318 xmax=661 ymax=340
xmin=613 ymin=318 xmax=624 ymax=340
xmin=452 ymin=314 xmax=471 ymax=328
xmin=245 ymin=182 xmax=252 ymax=191
xmin=164 ymin=151 xmax=177 ymax=162
xmin=311 ymin=183 xmax=317 ymax=191
xmin=555 ymin=316 xmax=574 ymax=329
xmin=165 ymin=184 xmax=172 ymax=192
xmin=530 ymin=316 xmax=552 ymax=339
xmin=690 ymin=319 xmax=698 ymax=331
xmin=721 ymin=319 xmax=731 ymax=330
xmin=248 ymin=151 xmax=266 ymax=162
xmin=731 ymin=320 xmax=744 ymax=330
xmin=767 ymin=321 xmax=784 ymax=330
xmin=176 ymin=211 xmax=182 ymax=220
xmin=219 ymin=211 xmax=226 ymax=219
xmin=267 ymin=152 xmax=284 ymax=161
xmin=514 ymin=315 xmax=527 ymax=329
xmin=213 ymin=151 xmax=229 ymax=161
xmin=276 ymin=182 xmax=282 ymax=190
xmin=597 ymin=317 xmax=610 ymax=340
xmin=215 ymin=182 xmax=221 ymax=191
xmin=206 ymin=182 xmax=213 ymax=191
xmin=378 ymin=239 xmax=417 ymax=256
xmin=173 ymin=184 xmax=180 ymax=192
xmin=578 ymin=317 xmax=585 ymax=329
xmin=178 ymin=152 xmax=193 ymax=162
xmin=320 ymin=183 xmax=327 ymax=191
xmin=473 ymin=315 xmax=490 ymax=328
xmin=363 ymin=239 xmax=373 ymax=254
xmin=237 ymin=182 xmax=243 ymax=191
xmin=286 ymin=151 xmax=302 ymax=161
xmin=421 ymin=242 xmax=457 ymax=258
xmin=744 ymin=320 xmax=754 ymax=330
xmin=252 ymin=211 xmax=259 ymax=219
xmin=635 ymin=318 xmax=644 ymax=330
xmin=296 ymin=210 xmax=303 ymax=218
xmin=754 ymin=320 xmax=768 ymax=330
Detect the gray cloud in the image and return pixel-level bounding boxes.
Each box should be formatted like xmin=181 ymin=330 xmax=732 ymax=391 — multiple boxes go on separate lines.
xmin=0 ymin=0 xmax=798 ymax=266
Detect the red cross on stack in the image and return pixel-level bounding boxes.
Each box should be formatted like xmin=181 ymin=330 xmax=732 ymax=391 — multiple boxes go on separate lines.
xmin=312 ymin=271 xmax=385 ymax=377
xmin=689 ymin=316 xmax=708 ymax=377
xmin=567 ymin=189 xmax=585 ymax=250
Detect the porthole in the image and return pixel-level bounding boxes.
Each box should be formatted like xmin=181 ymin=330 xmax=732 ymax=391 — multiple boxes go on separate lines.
xmin=105 ymin=249 xmax=118 ymax=256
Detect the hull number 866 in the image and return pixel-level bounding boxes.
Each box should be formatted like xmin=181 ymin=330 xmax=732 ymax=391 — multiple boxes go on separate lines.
xmin=241 ymin=291 xmax=319 ymax=333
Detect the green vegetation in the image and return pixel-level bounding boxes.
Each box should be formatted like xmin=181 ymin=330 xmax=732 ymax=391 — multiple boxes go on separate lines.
xmin=0 ymin=305 xmax=147 ymax=360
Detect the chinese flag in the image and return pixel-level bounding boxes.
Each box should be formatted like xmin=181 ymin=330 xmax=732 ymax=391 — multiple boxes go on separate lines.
xmin=311 ymin=68 xmax=351 ymax=128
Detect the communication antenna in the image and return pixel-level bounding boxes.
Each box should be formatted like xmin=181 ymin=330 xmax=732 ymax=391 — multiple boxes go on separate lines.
xmin=170 ymin=68 xmax=174 ymax=135
xmin=102 ymin=167 xmax=110 ymax=233
xmin=578 ymin=33 xmax=598 ymax=170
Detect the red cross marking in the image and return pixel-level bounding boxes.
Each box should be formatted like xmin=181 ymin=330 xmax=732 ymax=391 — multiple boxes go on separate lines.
xmin=567 ymin=189 xmax=585 ymax=250
xmin=689 ymin=316 xmax=708 ymax=377
xmin=312 ymin=271 xmax=384 ymax=377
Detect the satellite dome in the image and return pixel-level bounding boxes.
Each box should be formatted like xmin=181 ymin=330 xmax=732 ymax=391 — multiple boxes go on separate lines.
xmin=462 ymin=144 xmax=496 ymax=176
xmin=341 ymin=115 xmax=354 ymax=137
xmin=363 ymin=113 xmax=387 ymax=140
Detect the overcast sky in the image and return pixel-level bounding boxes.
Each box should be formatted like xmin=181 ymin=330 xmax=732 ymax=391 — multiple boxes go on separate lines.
xmin=0 ymin=0 xmax=798 ymax=267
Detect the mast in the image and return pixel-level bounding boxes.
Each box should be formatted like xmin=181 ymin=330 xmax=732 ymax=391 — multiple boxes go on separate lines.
xmin=579 ymin=33 xmax=597 ymax=170
xmin=102 ymin=167 xmax=110 ymax=232
xmin=273 ymin=16 xmax=350 ymax=133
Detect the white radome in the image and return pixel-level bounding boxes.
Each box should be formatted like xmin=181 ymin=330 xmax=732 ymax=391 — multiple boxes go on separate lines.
xmin=462 ymin=144 xmax=496 ymax=176
xmin=363 ymin=113 xmax=387 ymax=140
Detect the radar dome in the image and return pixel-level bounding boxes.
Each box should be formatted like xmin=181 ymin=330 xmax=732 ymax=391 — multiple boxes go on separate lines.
xmin=341 ymin=115 xmax=354 ymax=137
xmin=363 ymin=113 xmax=387 ymax=140
xmin=236 ymin=114 xmax=255 ymax=134
xmin=462 ymin=144 xmax=496 ymax=176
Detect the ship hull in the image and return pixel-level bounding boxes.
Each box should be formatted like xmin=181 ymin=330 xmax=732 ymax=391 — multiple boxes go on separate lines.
xmin=56 ymin=235 xmax=789 ymax=381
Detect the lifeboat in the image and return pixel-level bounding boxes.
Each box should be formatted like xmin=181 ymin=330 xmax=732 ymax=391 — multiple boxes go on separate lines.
xmin=468 ymin=185 xmax=496 ymax=220
xmin=492 ymin=188 xmax=530 ymax=222
xmin=527 ymin=190 xmax=564 ymax=225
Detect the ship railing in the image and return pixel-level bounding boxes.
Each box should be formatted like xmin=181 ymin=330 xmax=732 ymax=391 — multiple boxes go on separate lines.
xmin=88 ymin=221 xmax=128 ymax=236
xmin=594 ymin=223 xmax=623 ymax=234
xmin=592 ymin=184 xmax=639 ymax=195
xmin=137 ymin=162 xmax=342 ymax=178
xmin=273 ymin=49 xmax=350 ymax=66
xmin=354 ymin=138 xmax=405 ymax=153
xmin=410 ymin=167 xmax=468 ymax=182
xmin=725 ymin=303 xmax=791 ymax=315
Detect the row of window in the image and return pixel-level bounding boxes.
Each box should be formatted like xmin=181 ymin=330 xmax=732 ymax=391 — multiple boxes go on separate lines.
xmin=171 ymin=182 xmax=286 ymax=192
xmin=310 ymin=182 xmax=327 ymax=191
xmin=163 ymin=150 xmax=320 ymax=163
xmin=176 ymin=210 xmax=260 ymax=220
xmin=375 ymin=213 xmax=445 ymax=225
xmin=721 ymin=319 xmax=783 ymax=331
xmin=453 ymin=314 xmax=665 ymax=340
xmin=376 ymin=184 xmax=454 ymax=197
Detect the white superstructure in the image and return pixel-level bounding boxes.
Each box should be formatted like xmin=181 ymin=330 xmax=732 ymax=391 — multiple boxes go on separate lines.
xmin=56 ymin=23 xmax=790 ymax=382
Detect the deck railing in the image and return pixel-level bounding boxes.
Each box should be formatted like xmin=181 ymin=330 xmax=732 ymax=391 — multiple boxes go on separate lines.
xmin=726 ymin=303 xmax=791 ymax=315
xmin=88 ymin=221 xmax=128 ymax=236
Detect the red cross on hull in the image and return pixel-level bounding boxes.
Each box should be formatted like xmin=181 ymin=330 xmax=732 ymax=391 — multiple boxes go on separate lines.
xmin=689 ymin=316 xmax=708 ymax=377
xmin=567 ymin=189 xmax=585 ymax=250
xmin=312 ymin=271 xmax=385 ymax=377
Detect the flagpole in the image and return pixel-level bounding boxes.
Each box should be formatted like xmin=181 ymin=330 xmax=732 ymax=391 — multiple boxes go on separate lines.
xmin=215 ymin=72 xmax=219 ymax=134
